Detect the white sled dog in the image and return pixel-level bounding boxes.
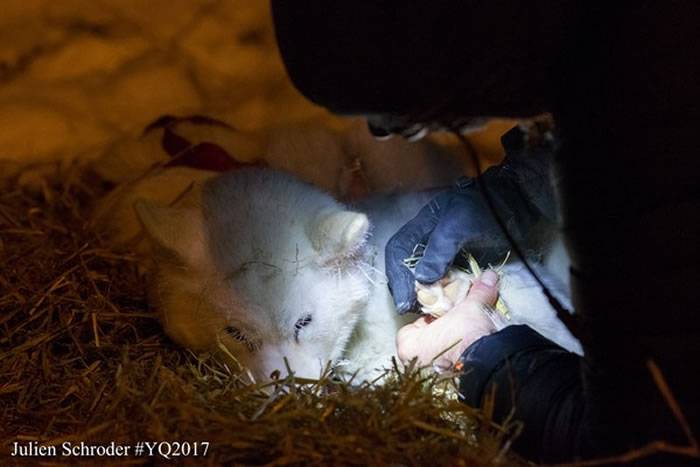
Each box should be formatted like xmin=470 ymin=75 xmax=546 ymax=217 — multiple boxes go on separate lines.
xmin=96 ymin=122 xmax=581 ymax=383
xmin=133 ymin=168 xmax=580 ymax=383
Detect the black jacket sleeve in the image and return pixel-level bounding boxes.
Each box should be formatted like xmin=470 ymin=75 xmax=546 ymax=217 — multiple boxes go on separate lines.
xmin=458 ymin=325 xmax=592 ymax=463
xmin=271 ymin=1 xmax=578 ymax=118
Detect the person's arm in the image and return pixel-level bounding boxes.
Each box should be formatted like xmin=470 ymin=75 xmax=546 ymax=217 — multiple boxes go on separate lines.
xmin=271 ymin=1 xmax=578 ymax=119
xmin=397 ymin=271 xmax=590 ymax=463
xmin=458 ymin=325 xmax=590 ymax=463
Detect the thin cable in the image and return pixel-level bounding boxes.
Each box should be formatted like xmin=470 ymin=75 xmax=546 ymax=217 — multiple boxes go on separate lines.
xmin=452 ymin=129 xmax=580 ymax=340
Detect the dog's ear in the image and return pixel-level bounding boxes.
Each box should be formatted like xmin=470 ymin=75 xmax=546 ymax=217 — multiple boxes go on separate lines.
xmin=134 ymin=200 xmax=206 ymax=266
xmin=308 ymin=208 xmax=369 ymax=261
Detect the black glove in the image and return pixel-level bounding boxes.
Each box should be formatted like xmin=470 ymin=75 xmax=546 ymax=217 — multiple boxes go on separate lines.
xmin=385 ymin=127 xmax=559 ymax=314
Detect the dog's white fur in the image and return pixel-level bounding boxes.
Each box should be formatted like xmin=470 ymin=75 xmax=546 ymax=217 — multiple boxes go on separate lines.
xmin=95 ymin=121 xmax=580 ymax=383
xmin=132 ymin=168 xmax=580 ymax=383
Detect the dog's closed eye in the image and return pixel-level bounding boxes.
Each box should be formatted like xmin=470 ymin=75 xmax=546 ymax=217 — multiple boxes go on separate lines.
xmin=225 ymin=326 xmax=259 ymax=352
xmin=294 ymin=315 xmax=313 ymax=342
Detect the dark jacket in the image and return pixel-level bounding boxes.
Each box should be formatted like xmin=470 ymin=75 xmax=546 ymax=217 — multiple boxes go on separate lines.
xmin=271 ymin=2 xmax=700 ymax=464
xmin=458 ymin=325 xmax=589 ymax=462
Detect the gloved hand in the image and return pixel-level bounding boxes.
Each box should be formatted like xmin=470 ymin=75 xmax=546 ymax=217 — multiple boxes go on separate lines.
xmin=385 ymin=126 xmax=558 ymax=314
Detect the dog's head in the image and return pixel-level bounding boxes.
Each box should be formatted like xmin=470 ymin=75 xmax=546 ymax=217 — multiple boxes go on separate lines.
xmin=136 ymin=169 xmax=374 ymax=382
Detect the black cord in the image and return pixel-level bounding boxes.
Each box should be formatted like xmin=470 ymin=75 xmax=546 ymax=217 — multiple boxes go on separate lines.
xmin=452 ymin=129 xmax=581 ymax=340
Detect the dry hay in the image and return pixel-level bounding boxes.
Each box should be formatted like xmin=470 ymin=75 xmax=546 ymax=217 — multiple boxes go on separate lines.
xmin=0 ymin=162 xmax=524 ymax=466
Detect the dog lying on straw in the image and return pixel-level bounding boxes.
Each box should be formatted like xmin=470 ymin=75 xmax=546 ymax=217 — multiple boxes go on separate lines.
xmin=94 ymin=117 xmax=581 ymax=383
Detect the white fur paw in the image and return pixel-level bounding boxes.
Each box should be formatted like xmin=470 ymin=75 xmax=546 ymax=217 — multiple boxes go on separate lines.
xmin=415 ymin=269 xmax=473 ymax=317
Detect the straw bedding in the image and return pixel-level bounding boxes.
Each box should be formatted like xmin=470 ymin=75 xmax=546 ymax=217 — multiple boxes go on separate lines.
xmin=0 ymin=162 xmax=523 ymax=466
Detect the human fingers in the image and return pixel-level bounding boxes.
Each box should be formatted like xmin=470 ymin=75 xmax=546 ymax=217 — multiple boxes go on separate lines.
xmin=464 ymin=270 xmax=500 ymax=308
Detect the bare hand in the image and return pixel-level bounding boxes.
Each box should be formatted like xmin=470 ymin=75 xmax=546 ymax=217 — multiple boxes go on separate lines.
xmin=396 ymin=270 xmax=500 ymax=371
